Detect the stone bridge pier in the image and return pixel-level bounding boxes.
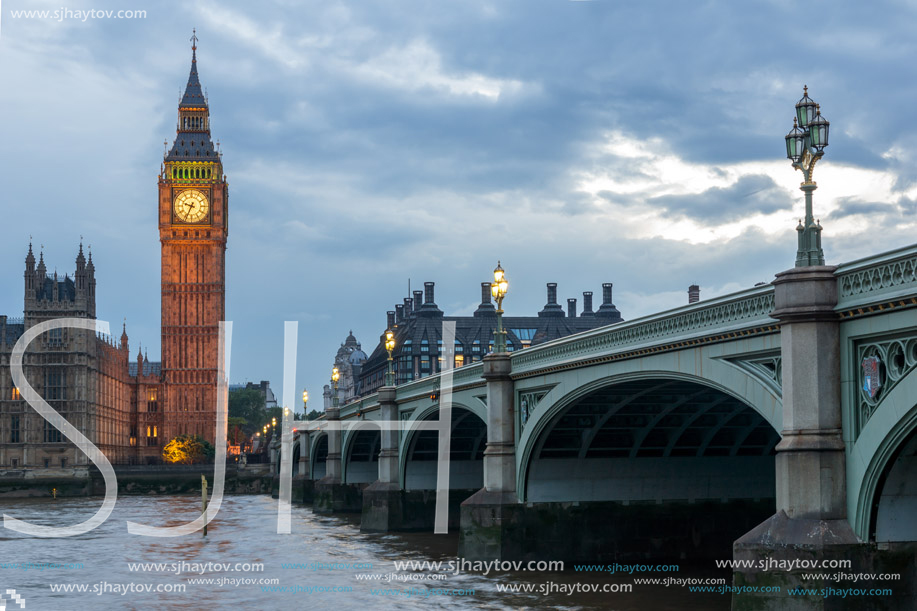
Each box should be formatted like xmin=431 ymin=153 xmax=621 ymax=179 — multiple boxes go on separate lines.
xmin=361 ymin=386 xmax=403 ymax=530
xmin=313 ymin=405 xmax=361 ymax=513
xmin=733 ymin=266 xmax=860 ymax=609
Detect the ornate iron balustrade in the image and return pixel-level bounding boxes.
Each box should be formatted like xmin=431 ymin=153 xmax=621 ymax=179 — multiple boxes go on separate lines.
xmin=510 ymin=285 xmax=777 ymax=374
xmin=835 ymin=244 xmax=917 ymax=310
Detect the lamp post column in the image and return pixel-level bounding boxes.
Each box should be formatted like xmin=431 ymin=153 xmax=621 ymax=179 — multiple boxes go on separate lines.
xmin=459 ymin=262 xmax=521 ymax=561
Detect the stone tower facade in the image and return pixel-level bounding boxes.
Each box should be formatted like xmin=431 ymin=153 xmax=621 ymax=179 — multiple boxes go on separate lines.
xmin=0 ymin=245 xmax=133 ymax=468
xmin=159 ymin=36 xmax=228 ymax=444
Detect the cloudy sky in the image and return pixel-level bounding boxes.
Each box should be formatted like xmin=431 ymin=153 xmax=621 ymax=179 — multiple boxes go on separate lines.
xmin=1 ymin=0 xmax=915 ymax=411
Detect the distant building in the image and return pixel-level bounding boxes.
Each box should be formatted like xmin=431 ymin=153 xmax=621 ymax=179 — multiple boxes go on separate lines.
xmin=323 ymin=332 xmax=369 ymax=408
xmin=355 ymin=280 xmax=623 ymax=397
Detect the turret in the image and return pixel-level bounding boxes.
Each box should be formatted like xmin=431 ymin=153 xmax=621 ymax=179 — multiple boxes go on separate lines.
xmin=24 ymin=243 xmax=36 ymax=295
xmin=75 ymin=242 xmax=88 ymax=293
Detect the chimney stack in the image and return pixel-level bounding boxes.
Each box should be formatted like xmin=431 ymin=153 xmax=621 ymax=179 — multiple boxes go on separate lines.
xmin=688 ymin=284 xmax=700 ymax=304
xmin=395 ymin=304 xmax=405 ymax=323
xmin=538 ymin=282 xmax=565 ymax=317
xmin=386 ymin=311 xmax=395 ymax=330
xmin=413 ymin=290 xmax=423 ymax=313
xmin=567 ymin=298 xmax=577 ymax=318
xmin=474 ymin=282 xmax=496 ymax=317
xmin=581 ymin=291 xmax=594 ymax=316
xmin=424 ymin=282 xmax=435 ymax=305
xmin=596 ymin=282 xmax=623 ymax=321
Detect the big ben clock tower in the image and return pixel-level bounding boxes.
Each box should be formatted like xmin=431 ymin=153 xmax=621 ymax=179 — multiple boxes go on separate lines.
xmin=159 ymin=32 xmax=227 ymax=445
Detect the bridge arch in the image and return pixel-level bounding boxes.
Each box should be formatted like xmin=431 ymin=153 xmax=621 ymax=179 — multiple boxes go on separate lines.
xmin=342 ymin=427 xmax=381 ymax=485
xmin=288 ymin=441 xmax=300 ymax=476
xmin=851 ymin=365 xmax=917 ymax=541
xmin=516 ymin=368 xmax=783 ymax=500
xmin=519 ymin=373 xmax=781 ymax=503
xmin=399 ymin=402 xmax=486 ymax=492
xmin=310 ymin=432 xmax=328 ymax=480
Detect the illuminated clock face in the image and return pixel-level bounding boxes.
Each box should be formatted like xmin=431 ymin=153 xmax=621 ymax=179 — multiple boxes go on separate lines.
xmin=173 ymin=189 xmax=210 ymax=224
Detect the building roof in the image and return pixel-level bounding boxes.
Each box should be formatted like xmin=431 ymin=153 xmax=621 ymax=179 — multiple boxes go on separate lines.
xmin=129 ymin=361 xmax=162 ymax=377
xmin=358 ymin=281 xmax=624 ymax=395
xmin=165 ymin=41 xmax=218 ymax=163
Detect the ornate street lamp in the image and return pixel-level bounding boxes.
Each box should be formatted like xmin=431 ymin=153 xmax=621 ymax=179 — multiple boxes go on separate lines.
xmin=331 ymin=366 xmax=340 ymax=408
xmin=785 ymin=85 xmax=830 ymax=267
xmin=491 ymin=261 xmax=509 ymax=353
xmin=302 ymin=389 xmax=308 ymax=417
xmin=384 ymin=329 xmax=396 ymax=386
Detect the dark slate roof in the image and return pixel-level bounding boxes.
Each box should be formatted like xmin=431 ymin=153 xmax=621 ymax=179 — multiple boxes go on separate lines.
xmin=129 ymin=361 xmax=162 ymax=377
xmin=166 ymin=135 xmax=217 ymax=162
xmin=165 ymin=48 xmax=218 ymax=163
xmin=179 ymin=49 xmax=207 ymax=109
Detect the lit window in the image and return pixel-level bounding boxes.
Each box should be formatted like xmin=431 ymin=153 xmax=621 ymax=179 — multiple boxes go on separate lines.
xmin=455 ymin=354 xmax=464 ymax=368
xmin=11 ymin=387 xmax=20 ymax=400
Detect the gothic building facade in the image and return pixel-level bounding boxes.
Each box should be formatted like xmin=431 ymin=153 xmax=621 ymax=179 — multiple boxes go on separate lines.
xmin=0 ymin=38 xmax=227 ymax=468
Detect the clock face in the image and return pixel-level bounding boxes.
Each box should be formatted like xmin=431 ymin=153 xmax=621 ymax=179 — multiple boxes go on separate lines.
xmin=173 ymin=189 xmax=210 ymax=224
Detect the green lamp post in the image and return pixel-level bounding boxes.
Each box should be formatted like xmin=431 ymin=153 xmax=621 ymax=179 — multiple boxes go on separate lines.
xmin=785 ymin=85 xmax=830 ymax=267
xmin=491 ymin=262 xmax=509 ymax=353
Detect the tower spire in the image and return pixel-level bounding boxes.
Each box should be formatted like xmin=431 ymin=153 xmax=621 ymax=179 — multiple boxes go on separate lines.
xmin=166 ymin=31 xmax=217 ymax=161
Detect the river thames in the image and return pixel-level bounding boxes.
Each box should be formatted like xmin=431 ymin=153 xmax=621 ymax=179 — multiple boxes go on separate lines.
xmin=0 ymin=494 xmax=731 ymax=610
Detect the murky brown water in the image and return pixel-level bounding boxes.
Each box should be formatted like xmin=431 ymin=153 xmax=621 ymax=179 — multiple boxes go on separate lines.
xmin=0 ymin=495 xmax=730 ymax=610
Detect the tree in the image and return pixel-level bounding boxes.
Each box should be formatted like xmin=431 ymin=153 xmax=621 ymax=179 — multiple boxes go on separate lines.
xmin=162 ymin=435 xmax=216 ymax=465
xmin=306 ymin=409 xmax=322 ymax=421
xmin=228 ymin=417 xmax=248 ymax=446
xmin=228 ymin=388 xmax=267 ymax=436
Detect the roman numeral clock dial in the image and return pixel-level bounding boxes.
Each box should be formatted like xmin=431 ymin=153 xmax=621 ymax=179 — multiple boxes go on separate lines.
xmin=173 ymin=189 xmax=210 ymax=224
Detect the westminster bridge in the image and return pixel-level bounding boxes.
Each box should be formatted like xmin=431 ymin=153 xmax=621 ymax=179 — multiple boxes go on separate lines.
xmin=273 ymin=243 xmax=917 ymax=609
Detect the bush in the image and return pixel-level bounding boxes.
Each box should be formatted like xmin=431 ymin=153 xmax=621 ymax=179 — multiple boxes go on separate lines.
xmin=162 ymin=434 xmax=216 ymax=465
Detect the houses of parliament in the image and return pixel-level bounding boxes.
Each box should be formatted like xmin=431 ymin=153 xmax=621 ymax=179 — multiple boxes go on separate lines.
xmin=0 ymin=37 xmax=227 ymax=468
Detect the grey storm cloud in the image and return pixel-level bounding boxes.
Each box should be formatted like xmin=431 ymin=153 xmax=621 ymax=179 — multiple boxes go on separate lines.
xmin=649 ymin=175 xmax=793 ymax=223
xmin=2 ymin=0 xmax=917 ymax=403
xmin=827 ymin=197 xmax=916 ymax=221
